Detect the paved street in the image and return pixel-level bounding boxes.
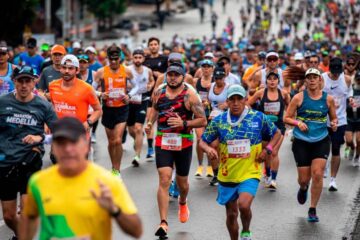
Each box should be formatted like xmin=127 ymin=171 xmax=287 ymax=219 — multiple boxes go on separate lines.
xmin=1 ymin=123 xmax=360 ymax=239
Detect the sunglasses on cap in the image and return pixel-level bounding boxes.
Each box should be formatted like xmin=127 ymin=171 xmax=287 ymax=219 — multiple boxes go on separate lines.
xmin=13 ymin=66 xmax=38 ymax=79
xmin=77 ymin=54 xmax=89 ymax=62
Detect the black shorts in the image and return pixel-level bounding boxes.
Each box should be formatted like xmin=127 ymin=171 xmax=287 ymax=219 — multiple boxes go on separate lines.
xmin=346 ymin=121 xmax=360 ymax=132
xmin=101 ymin=105 xmax=129 ymax=129
xmin=0 ymin=152 xmax=42 ymax=201
xmin=292 ymin=136 xmax=330 ymax=167
xmin=155 ymin=146 xmax=193 ymax=177
xmin=127 ymin=102 xmax=147 ymax=126
xmin=327 ymin=125 xmax=346 ymax=146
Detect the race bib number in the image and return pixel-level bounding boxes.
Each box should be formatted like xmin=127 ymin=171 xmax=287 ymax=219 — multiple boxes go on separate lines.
xmin=51 ymin=236 xmax=90 ymax=240
xmin=264 ymin=102 xmax=280 ymax=114
xmin=354 ymin=96 xmax=360 ymax=108
xmin=130 ymin=93 xmax=142 ymax=104
xmin=199 ymin=91 xmax=208 ymax=101
xmin=109 ymin=88 xmax=125 ymax=98
xmin=210 ymin=109 xmax=223 ymax=118
xmin=227 ymin=139 xmax=251 ymax=159
xmin=161 ymin=133 xmax=182 ymax=151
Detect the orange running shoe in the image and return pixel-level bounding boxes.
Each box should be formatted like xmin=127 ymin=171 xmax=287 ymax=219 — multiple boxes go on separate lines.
xmin=178 ymin=201 xmax=190 ymax=223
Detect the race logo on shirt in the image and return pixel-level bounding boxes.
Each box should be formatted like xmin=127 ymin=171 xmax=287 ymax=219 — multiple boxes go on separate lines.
xmin=53 ymin=101 xmax=77 ymax=116
xmin=6 ymin=113 xmax=38 ymax=126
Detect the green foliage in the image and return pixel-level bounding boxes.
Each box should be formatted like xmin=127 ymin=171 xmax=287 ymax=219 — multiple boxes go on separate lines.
xmin=85 ymin=0 xmax=127 ymax=19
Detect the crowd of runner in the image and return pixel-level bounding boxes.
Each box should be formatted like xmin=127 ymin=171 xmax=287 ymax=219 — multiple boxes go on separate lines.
xmin=1 ymin=0 xmax=360 ymax=240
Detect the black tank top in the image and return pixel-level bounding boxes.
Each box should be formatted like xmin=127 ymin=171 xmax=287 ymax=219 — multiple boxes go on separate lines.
xmin=259 ymin=88 xmax=285 ymax=126
xmin=196 ymin=78 xmax=211 ymax=118
xmin=347 ymin=87 xmax=360 ymax=123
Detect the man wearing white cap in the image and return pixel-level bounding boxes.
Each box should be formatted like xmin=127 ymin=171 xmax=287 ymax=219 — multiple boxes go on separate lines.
xmin=294 ymin=52 xmax=304 ymax=65
xmin=85 ymin=46 xmax=102 ymax=72
xmin=250 ymin=51 xmax=290 ymax=94
xmin=48 ymin=54 xmax=102 ymax=134
xmin=200 ymin=84 xmax=281 ymax=240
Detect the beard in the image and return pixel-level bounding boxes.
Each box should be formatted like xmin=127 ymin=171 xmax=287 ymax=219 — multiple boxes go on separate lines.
xmin=134 ymin=62 xmax=142 ymax=67
xmin=167 ymin=80 xmax=184 ymax=89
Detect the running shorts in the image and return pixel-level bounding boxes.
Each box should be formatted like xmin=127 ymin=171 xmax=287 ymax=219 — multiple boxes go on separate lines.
xmin=155 ymin=146 xmax=192 ymax=176
xmin=127 ymin=102 xmax=147 ymax=126
xmin=217 ymin=179 xmax=260 ymax=205
xmin=101 ymin=105 xmax=129 ymax=129
xmin=292 ymin=136 xmax=330 ymax=167
xmin=346 ymin=121 xmax=360 ymax=132
xmin=327 ymin=125 xmax=346 ymax=146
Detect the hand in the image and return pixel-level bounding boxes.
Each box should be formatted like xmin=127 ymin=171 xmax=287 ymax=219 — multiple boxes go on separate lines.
xmin=101 ymin=92 xmax=109 ymax=100
xmin=167 ymin=113 xmax=184 ymax=128
xmin=330 ymin=120 xmax=338 ymax=132
xmin=145 ymin=122 xmax=152 ymax=135
xmin=153 ymin=71 xmax=160 ymax=77
xmin=83 ymin=122 xmax=90 ymax=132
xmin=22 ymin=135 xmax=43 ymax=144
xmin=255 ymin=149 xmax=267 ymax=163
xmin=297 ymin=121 xmax=308 ymax=132
xmin=259 ymin=84 xmax=265 ymax=90
xmin=90 ymin=180 xmax=117 ymax=213
xmin=206 ymin=147 xmax=218 ymax=160
xmin=349 ymin=98 xmax=355 ymax=107
xmin=218 ymin=103 xmax=227 ymax=110
xmin=122 ymin=94 xmax=130 ymax=104
xmin=0 ymin=78 xmax=3 ymax=87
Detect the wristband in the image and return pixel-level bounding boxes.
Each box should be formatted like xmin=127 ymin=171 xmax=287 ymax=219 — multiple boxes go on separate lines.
xmin=293 ymin=120 xmax=300 ymax=127
xmin=265 ymin=144 xmax=273 ymax=152
xmin=147 ymin=121 xmax=153 ymax=126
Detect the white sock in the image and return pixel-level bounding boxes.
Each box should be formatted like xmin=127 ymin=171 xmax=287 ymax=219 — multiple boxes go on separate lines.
xmin=330 ymin=177 xmax=336 ymax=182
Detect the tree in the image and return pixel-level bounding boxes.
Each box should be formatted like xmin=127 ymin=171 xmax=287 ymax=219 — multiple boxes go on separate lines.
xmin=0 ymin=0 xmax=39 ymax=46
xmin=85 ymin=0 xmax=127 ymax=29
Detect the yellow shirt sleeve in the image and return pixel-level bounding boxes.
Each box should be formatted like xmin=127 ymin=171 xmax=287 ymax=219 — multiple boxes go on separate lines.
xmin=111 ymin=178 xmax=138 ymax=215
xmin=23 ymin=178 xmax=39 ymax=218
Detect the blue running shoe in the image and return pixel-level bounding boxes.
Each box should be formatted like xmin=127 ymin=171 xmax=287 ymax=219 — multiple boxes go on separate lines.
xmin=307 ymin=208 xmax=319 ymax=222
xmin=169 ymin=181 xmax=174 ymax=197
xmin=297 ymin=186 xmax=308 ymax=205
xmin=147 ymin=147 xmax=154 ymax=158
xmin=172 ymin=180 xmax=179 ymax=198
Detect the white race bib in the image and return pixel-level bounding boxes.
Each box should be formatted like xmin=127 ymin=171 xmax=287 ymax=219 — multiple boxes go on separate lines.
xmin=210 ymin=109 xmax=223 ymax=118
xmin=109 ymin=88 xmax=125 ymax=98
xmin=227 ymin=139 xmax=251 ymax=159
xmin=161 ymin=133 xmax=182 ymax=151
xmin=130 ymin=93 xmax=142 ymax=104
xmin=199 ymin=91 xmax=208 ymax=101
xmin=354 ymin=96 xmax=360 ymax=108
xmin=264 ymin=102 xmax=280 ymax=114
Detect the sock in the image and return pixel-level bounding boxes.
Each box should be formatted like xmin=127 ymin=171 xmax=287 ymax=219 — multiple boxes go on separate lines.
xmin=213 ymin=168 xmax=219 ymax=177
xmin=308 ymin=207 xmax=316 ymax=214
xmin=330 ymin=177 xmax=335 ymax=182
xmin=161 ymin=219 xmax=168 ymax=225
xmin=147 ymin=138 xmax=153 ymax=149
xmin=271 ymin=170 xmax=278 ymax=180
xmin=266 ymin=167 xmax=271 ymax=177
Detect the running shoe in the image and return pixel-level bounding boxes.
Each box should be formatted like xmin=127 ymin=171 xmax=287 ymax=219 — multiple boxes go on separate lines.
xmin=195 ymin=166 xmax=203 ymax=177
xmin=155 ymin=222 xmax=168 ymax=239
xmin=264 ymin=176 xmax=272 ymax=187
xmin=206 ymin=166 xmax=214 ymax=177
xmin=172 ymin=180 xmax=179 ymax=198
xmin=146 ymin=147 xmax=154 ymax=158
xmin=132 ymin=155 xmax=140 ymax=167
xmin=178 ymin=201 xmax=190 ymax=223
xmin=269 ymin=180 xmax=277 ymax=190
xmin=240 ymin=231 xmax=252 ymax=240
xmin=209 ymin=176 xmax=219 ymax=186
xmin=352 ymin=156 xmax=360 ymax=167
xmin=349 ymin=149 xmax=355 ymax=162
xmin=344 ymin=147 xmax=350 ymax=159
xmin=297 ymin=186 xmax=308 ymax=205
xmin=9 ymin=235 xmax=18 ymax=240
xmin=111 ymin=168 xmax=121 ymax=178
xmin=329 ymin=179 xmax=338 ymax=192
xmin=169 ymin=181 xmax=174 ymax=197
xmin=307 ymin=208 xmax=319 ymax=222
xmin=91 ymin=133 xmax=97 ymax=143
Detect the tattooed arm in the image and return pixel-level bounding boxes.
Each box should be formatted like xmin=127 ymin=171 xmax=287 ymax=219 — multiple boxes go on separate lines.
xmin=184 ymin=88 xmax=207 ymax=128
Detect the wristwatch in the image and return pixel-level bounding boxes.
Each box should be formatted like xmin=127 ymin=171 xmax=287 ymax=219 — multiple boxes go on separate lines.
xmin=110 ymin=206 xmax=121 ymax=218
xmin=87 ymin=119 xmax=94 ymax=128
xmin=183 ymin=120 xmax=188 ymax=129
xmin=265 ymin=145 xmax=273 ymax=155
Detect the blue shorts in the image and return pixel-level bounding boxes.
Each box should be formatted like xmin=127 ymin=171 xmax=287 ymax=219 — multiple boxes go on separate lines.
xmin=217 ymin=179 xmax=260 ymax=205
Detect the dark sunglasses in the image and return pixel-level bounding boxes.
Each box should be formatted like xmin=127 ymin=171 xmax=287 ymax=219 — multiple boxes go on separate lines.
xmin=267 ymin=58 xmax=278 ymax=62
xmin=77 ymin=54 xmax=89 ymax=61
xmin=347 ymin=62 xmax=355 ymax=66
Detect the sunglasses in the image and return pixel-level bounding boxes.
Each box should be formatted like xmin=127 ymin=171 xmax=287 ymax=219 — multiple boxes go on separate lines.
xmin=267 ymin=58 xmax=278 ymax=62
xmin=310 ymin=61 xmax=319 ymax=64
xmin=202 ymin=64 xmax=212 ymax=68
xmin=109 ymin=57 xmax=120 ymax=61
xmin=77 ymin=54 xmax=89 ymax=61
xmin=347 ymin=62 xmax=355 ymax=66
xmin=0 ymin=52 xmax=7 ymax=56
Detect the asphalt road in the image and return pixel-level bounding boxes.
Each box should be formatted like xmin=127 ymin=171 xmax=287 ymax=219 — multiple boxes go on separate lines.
xmin=1 ymin=123 xmax=360 ymax=240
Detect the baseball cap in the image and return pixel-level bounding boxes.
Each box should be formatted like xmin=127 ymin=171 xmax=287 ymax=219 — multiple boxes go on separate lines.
xmin=52 ymin=117 xmax=87 ymax=142
xmin=12 ymin=66 xmax=38 ymax=80
xmin=200 ymin=59 xmax=214 ymax=66
xmin=0 ymin=46 xmax=8 ymax=53
xmin=213 ymin=66 xmax=226 ymax=78
xmin=132 ymin=48 xmax=145 ymax=56
xmin=227 ymin=85 xmax=247 ymax=99
xmin=266 ymin=71 xmax=279 ymax=79
xmin=258 ymin=51 xmax=267 ymax=59
xmin=329 ymin=57 xmax=343 ymax=74
xmin=51 ymin=44 xmax=66 ymax=55
xmin=305 ymin=68 xmax=321 ymax=77
xmin=77 ymin=54 xmax=89 ymax=62
xmin=246 ymin=45 xmax=255 ymax=51
xmin=167 ymin=64 xmax=185 ymax=76
xmin=41 ymin=43 xmax=50 ymax=52
xmin=168 ymin=52 xmax=183 ymax=61
xmin=204 ymin=52 xmax=214 ymax=59
xmin=266 ymin=52 xmax=279 ymax=59
xmin=27 ymin=38 xmax=37 ymax=48
xmin=294 ymin=52 xmax=304 ymax=60
xmin=218 ymin=55 xmax=231 ymax=64
xmin=107 ymin=45 xmax=121 ymax=59
xmin=321 ymin=51 xmax=329 ymax=57
xmin=61 ymin=54 xmax=80 ymax=68
xmin=85 ymin=46 xmax=97 ymax=54
xmin=72 ymin=41 xmax=81 ymax=49
xmin=304 ymin=50 xmax=312 ymax=58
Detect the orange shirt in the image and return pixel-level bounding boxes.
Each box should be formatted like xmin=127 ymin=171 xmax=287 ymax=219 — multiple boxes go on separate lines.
xmin=242 ymin=63 xmax=260 ymax=83
xmin=49 ymin=78 xmax=99 ymax=122
xmin=319 ymin=63 xmax=329 ymax=73
xmin=103 ymin=65 xmax=127 ymax=107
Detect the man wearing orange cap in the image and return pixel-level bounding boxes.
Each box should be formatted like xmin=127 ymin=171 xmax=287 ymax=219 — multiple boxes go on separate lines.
xmin=38 ymin=44 xmax=66 ymax=93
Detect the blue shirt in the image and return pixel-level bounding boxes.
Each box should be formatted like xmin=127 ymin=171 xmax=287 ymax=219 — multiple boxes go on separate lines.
xmin=89 ymin=61 xmax=102 ymax=72
xmin=0 ymin=63 xmax=14 ymax=95
xmin=19 ymin=52 xmax=44 ymax=75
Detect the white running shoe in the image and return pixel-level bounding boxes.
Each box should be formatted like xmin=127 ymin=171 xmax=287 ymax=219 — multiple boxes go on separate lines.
xmin=264 ymin=176 xmax=272 ymax=187
xmin=329 ymin=179 xmax=338 ymax=192
xmin=352 ymin=156 xmax=360 ymax=167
